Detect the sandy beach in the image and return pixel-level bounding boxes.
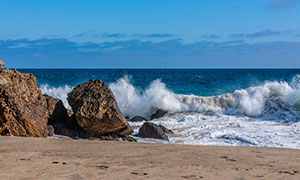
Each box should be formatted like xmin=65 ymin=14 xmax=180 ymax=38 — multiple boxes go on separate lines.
xmin=0 ymin=136 xmax=299 ymax=180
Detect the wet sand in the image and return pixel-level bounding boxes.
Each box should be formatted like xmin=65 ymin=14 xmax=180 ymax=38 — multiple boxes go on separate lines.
xmin=0 ymin=136 xmax=299 ymax=180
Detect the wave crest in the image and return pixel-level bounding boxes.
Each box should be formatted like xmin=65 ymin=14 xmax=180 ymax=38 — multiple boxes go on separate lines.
xmin=109 ymin=76 xmax=300 ymax=121
xmin=109 ymin=76 xmax=181 ymax=118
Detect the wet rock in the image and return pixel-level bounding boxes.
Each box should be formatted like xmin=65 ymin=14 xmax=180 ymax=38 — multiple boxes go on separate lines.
xmin=129 ymin=116 xmax=148 ymax=122
xmin=137 ymin=122 xmax=173 ymax=141
xmin=67 ymin=79 xmax=133 ymax=136
xmin=158 ymin=124 xmax=174 ymax=135
xmin=0 ymin=60 xmax=4 ymax=70
xmin=150 ymin=109 xmax=168 ymax=120
xmin=0 ymin=68 xmax=48 ymax=137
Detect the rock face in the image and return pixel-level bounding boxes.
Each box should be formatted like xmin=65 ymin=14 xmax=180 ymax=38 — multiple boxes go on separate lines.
xmin=0 ymin=60 xmax=4 ymax=70
xmin=67 ymin=79 xmax=133 ymax=136
xmin=137 ymin=122 xmax=173 ymax=141
xmin=129 ymin=116 xmax=148 ymax=122
xmin=0 ymin=69 xmax=48 ymax=137
xmin=150 ymin=109 xmax=168 ymax=120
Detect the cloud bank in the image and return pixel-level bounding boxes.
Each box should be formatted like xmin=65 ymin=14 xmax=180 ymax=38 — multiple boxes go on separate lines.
xmin=1 ymin=38 xmax=300 ymax=68
xmin=229 ymin=29 xmax=282 ymax=38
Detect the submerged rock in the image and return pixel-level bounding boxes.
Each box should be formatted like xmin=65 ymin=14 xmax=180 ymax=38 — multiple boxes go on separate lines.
xmin=67 ymin=79 xmax=133 ymax=136
xmin=129 ymin=116 xmax=148 ymax=122
xmin=150 ymin=109 xmax=168 ymax=120
xmin=137 ymin=122 xmax=173 ymax=141
xmin=0 ymin=68 xmax=48 ymax=137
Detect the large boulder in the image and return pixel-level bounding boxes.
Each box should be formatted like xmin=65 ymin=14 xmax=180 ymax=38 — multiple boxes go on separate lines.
xmin=137 ymin=122 xmax=173 ymax=141
xmin=0 ymin=60 xmax=4 ymax=70
xmin=0 ymin=68 xmax=48 ymax=137
xmin=67 ymin=79 xmax=133 ymax=136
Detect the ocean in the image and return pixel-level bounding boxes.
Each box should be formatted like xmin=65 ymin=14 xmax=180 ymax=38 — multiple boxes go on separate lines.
xmin=19 ymin=69 xmax=300 ymax=149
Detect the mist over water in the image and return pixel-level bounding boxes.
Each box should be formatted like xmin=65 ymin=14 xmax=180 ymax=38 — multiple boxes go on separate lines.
xmin=20 ymin=69 xmax=300 ymax=149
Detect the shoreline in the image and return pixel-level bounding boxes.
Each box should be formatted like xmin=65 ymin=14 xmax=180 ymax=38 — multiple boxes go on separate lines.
xmin=1 ymin=136 xmax=299 ymax=180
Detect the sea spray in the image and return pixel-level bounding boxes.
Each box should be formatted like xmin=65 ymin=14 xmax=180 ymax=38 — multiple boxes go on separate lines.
xmin=40 ymin=84 xmax=73 ymax=109
xmin=109 ymin=76 xmax=181 ymax=118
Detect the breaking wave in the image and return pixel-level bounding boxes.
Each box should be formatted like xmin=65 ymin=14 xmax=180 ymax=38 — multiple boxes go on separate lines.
xmin=110 ymin=75 xmax=300 ymax=122
xmin=40 ymin=75 xmax=300 ymax=122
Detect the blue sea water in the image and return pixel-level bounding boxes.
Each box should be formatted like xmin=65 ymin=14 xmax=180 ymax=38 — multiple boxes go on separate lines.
xmin=19 ymin=69 xmax=300 ymax=149
xmin=19 ymin=69 xmax=300 ymax=96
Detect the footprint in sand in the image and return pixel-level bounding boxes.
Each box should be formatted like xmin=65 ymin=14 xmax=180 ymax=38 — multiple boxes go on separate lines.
xmin=181 ymin=175 xmax=204 ymax=179
xmin=220 ymin=156 xmax=237 ymax=162
xmin=96 ymin=165 xmax=109 ymax=169
xmin=131 ymin=171 xmax=148 ymax=176
xmin=52 ymin=161 xmax=67 ymax=165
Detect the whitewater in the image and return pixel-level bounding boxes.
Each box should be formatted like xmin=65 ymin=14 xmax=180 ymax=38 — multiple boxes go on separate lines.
xmin=40 ymin=74 xmax=300 ymax=149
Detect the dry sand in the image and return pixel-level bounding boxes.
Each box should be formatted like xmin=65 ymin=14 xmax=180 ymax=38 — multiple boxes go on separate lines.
xmin=0 ymin=136 xmax=299 ymax=180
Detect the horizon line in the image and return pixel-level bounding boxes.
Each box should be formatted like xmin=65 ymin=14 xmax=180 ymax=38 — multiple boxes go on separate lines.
xmin=10 ymin=67 xmax=300 ymax=70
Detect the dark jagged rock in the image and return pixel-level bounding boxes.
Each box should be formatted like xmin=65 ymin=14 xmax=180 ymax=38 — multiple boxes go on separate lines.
xmin=44 ymin=95 xmax=69 ymax=124
xmin=0 ymin=68 xmax=48 ymax=137
xmin=158 ymin=125 xmax=174 ymax=135
xmin=129 ymin=116 xmax=148 ymax=122
xmin=67 ymin=79 xmax=133 ymax=136
xmin=137 ymin=122 xmax=173 ymax=141
xmin=44 ymin=95 xmax=81 ymax=136
xmin=150 ymin=109 xmax=168 ymax=120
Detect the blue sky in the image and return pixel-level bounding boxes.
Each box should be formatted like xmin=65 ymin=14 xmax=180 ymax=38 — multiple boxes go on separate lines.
xmin=1 ymin=0 xmax=300 ymax=68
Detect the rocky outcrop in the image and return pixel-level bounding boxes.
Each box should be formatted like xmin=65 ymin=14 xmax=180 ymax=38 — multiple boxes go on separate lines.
xmin=0 ymin=60 xmax=4 ymax=70
xmin=137 ymin=122 xmax=173 ymax=141
xmin=67 ymin=79 xmax=133 ymax=136
xmin=0 ymin=68 xmax=48 ymax=137
xmin=129 ymin=116 xmax=148 ymax=122
xmin=150 ymin=109 xmax=168 ymax=120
